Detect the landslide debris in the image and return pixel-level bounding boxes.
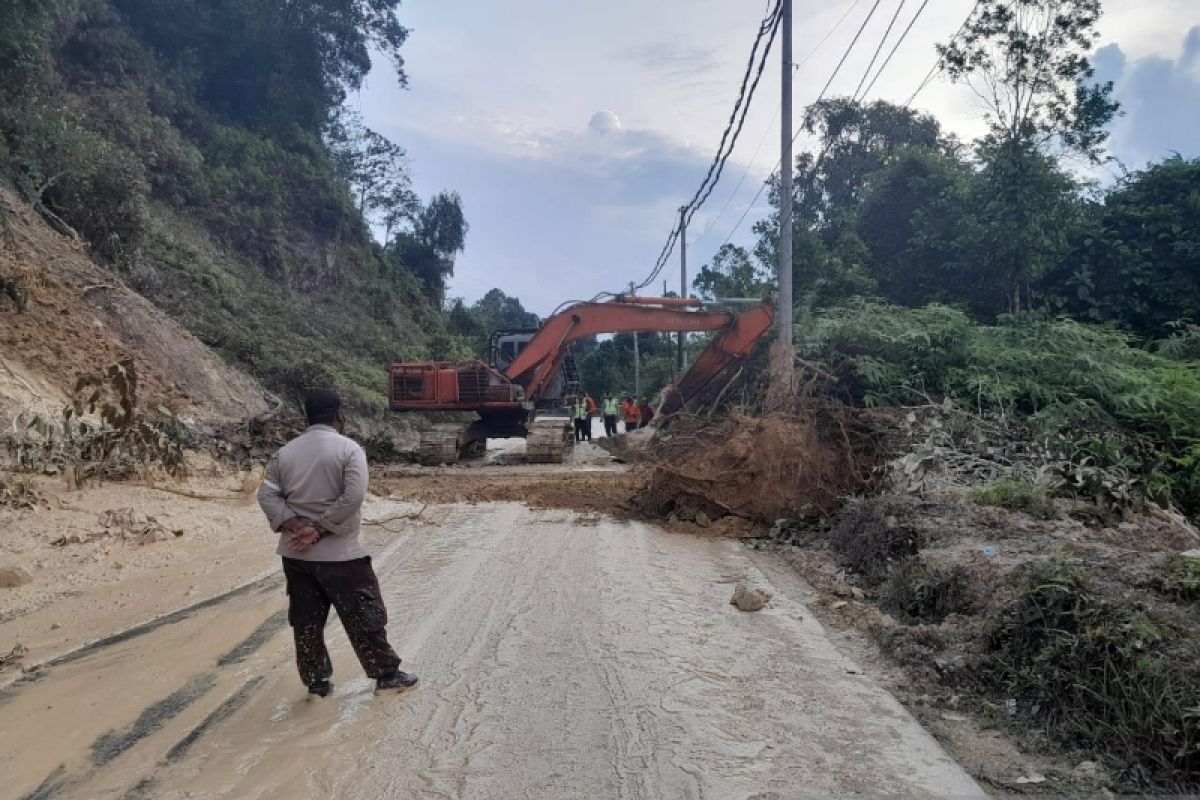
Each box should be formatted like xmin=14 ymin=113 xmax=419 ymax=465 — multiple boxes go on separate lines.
xmin=632 ymin=409 xmax=891 ymax=525
xmin=0 ymin=189 xmax=269 ymax=429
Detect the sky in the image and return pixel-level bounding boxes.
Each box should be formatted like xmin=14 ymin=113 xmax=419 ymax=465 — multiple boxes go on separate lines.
xmin=357 ymin=0 xmax=1200 ymax=317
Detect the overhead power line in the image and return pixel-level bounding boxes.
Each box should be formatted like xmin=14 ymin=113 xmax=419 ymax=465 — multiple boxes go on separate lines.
xmin=815 ymin=0 xmax=884 ymax=102
xmin=692 ymin=0 xmax=868 ymax=249
xmin=903 ymin=0 xmax=984 ymax=106
xmin=859 ymin=0 xmax=933 ymax=99
xmin=713 ymin=0 xmax=887 ymax=253
xmin=715 ymin=0 xmax=977 ymax=255
xmin=853 ymin=0 xmax=908 ymax=99
xmin=630 ymin=0 xmax=783 ymax=294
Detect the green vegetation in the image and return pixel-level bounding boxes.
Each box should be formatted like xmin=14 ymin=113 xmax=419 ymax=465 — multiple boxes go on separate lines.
xmin=967 ymin=480 xmax=1056 ymax=518
xmin=800 ymin=302 xmax=1200 ymax=515
xmin=1151 ymin=557 xmax=1200 ymax=604
xmin=985 ymin=562 xmax=1200 ymax=787
xmin=578 ymin=333 xmax=680 ymax=402
xmin=0 ymin=0 xmax=474 ymax=407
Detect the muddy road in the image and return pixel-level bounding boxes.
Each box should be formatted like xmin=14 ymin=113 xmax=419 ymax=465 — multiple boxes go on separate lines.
xmin=2 ymin=474 xmax=984 ymax=799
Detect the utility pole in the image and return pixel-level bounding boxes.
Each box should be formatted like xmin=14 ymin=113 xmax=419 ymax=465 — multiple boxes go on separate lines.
xmin=778 ymin=0 xmax=794 ymax=346
xmin=678 ymin=205 xmax=688 ymax=373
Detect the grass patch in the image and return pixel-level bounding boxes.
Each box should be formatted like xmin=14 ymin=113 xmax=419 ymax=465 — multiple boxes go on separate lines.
xmin=984 ymin=561 xmax=1200 ymax=788
xmin=880 ymin=558 xmax=975 ymax=623
xmin=967 ymin=479 xmax=1056 ymax=518
xmin=1150 ymin=556 xmax=1200 ymax=603
xmin=830 ymin=499 xmax=921 ymax=586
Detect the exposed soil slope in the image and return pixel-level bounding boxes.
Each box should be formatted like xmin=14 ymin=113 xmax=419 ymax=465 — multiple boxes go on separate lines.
xmin=0 ymin=188 xmax=269 ymax=430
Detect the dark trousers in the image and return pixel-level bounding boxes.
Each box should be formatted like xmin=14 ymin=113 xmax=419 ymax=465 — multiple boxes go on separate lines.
xmin=573 ymin=419 xmax=585 ymax=441
xmin=282 ymin=556 xmax=401 ymax=686
xmin=603 ymin=415 xmax=618 ymax=437
xmin=624 ymin=421 xmax=637 ymax=432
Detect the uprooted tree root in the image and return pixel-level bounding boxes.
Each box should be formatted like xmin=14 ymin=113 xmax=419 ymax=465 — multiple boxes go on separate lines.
xmin=632 ymin=407 xmax=893 ymax=525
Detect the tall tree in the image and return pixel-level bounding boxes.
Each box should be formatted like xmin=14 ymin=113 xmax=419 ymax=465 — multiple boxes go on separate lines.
xmin=857 ymin=147 xmax=978 ymax=308
xmin=1043 ymin=157 xmax=1200 ymax=336
xmin=111 ymin=0 xmax=409 ymax=133
xmin=938 ymin=0 xmax=1119 ymax=161
xmin=938 ymin=0 xmax=1120 ymax=312
xmin=388 ymin=191 xmax=468 ymax=302
xmin=792 ymin=99 xmax=949 ymax=231
xmin=327 ymin=112 xmax=417 ymax=237
xmin=693 ymin=244 xmax=771 ymax=301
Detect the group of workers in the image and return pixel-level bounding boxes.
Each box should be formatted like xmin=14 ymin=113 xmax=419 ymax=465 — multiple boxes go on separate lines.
xmin=571 ymin=392 xmax=653 ymax=442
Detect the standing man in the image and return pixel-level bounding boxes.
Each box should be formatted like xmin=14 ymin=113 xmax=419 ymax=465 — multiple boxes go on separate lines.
xmin=601 ymin=392 xmax=619 ymax=437
xmin=582 ymin=393 xmax=595 ymax=442
xmin=258 ymin=389 xmax=417 ymax=698
xmin=622 ymin=396 xmax=640 ymax=433
xmin=639 ymin=397 xmax=654 ymax=429
xmin=572 ymin=396 xmax=588 ymax=442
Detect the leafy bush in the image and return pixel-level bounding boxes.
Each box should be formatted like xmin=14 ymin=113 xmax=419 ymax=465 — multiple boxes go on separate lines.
xmin=984 ymin=562 xmax=1200 ymax=787
xmin=803 ymin=302 xmax=1200 ymax=516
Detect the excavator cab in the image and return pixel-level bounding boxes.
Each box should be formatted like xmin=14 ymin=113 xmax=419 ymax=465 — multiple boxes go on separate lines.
xmin=490 ymin=330 xmax=579 ymax=409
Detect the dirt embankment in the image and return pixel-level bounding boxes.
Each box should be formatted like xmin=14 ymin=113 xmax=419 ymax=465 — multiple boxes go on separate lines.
xmin=0 ymin=189 xmax=269 ymax=431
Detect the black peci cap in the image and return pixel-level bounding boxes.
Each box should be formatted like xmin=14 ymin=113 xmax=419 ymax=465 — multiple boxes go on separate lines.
xmin=305 ymin=389 xmax=342 ymax=424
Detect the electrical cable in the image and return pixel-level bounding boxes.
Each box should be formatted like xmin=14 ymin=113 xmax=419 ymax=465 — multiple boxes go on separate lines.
xmin=691 ymin=0 xmax=868 ymax=249
xmin=713 ymin=0 xmax=888 ymax=252
xmin=858 ymin=0 xmax=933 ymax=98
xmin=715 ymin=0 xmax=975 ymax=253
xmin=629 ymin=0 xmax=783 ymax=293
xmin=853 ymin=0 xmax=908 ymax=99
xmin=903 ymin=0 xmax=984 ymax=106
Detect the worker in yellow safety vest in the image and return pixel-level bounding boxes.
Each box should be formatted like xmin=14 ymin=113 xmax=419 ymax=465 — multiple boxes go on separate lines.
xmin=572 ymin=398 xmax=592 ymax=443
xmin=601 ymin=392 xmax=620 ymax=437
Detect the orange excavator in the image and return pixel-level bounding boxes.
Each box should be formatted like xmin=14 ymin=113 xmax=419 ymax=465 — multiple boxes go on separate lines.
xmin=389 ymin=296 xmax=774 ymax=463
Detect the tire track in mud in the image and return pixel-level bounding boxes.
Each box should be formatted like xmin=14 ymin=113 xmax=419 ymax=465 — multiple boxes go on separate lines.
xmin=6 ymin=503 xmax=435 ymax=800
xmin=91 ymin=673 xmax=218 ymax=765
xmin=0 ymin=573 xmax=280 ymax=708
xmin=6 ymin=578 xmax=296 ymax=798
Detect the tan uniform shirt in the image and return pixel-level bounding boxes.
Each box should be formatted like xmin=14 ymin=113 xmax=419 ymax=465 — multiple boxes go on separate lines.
xmin=257 ymin=424 xmax=369 ymax=562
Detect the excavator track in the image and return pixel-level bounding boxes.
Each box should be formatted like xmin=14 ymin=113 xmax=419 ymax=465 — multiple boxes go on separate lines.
xmin=525 ymin=418 xmax=572 ymax=464
xmin=417 ymin=424 xmax=465 ymax=465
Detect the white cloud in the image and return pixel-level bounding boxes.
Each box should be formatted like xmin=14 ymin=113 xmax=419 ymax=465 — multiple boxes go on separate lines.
xmin=588 ymin=109 xmax=623 ymax=135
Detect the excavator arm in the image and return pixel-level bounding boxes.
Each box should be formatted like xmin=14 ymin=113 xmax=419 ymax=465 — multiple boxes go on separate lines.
xmin=504 ymin=297 xmax=754 ymax=402
xmin=659 ymin=301 xmax=775 ymax=417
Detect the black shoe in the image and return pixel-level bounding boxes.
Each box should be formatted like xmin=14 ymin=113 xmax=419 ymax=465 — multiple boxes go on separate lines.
xmin=308 ymin=680 xmax=333 ymax=698
xmin=375 ymin=670 xmax=418 ymax=693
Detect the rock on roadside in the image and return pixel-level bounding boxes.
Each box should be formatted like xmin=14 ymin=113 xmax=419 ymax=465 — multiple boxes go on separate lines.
xmin=730 ymin=581 xmax=772 ymax=612
xmin=0 ymin=565 xmax=34 ymax=589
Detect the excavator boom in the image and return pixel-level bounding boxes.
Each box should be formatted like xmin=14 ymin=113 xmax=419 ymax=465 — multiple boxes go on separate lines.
xmin=503 ymin=299 xmax=745 ymax=402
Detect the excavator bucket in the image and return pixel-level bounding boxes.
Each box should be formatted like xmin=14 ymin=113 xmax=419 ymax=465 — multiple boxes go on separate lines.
xmin=659 ymin=302 xmax=775 ymax=420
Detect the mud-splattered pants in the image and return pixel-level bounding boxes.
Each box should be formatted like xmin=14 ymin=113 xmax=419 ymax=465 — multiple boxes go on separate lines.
xmin=281 ymin=557 xmax=402 ymax=686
